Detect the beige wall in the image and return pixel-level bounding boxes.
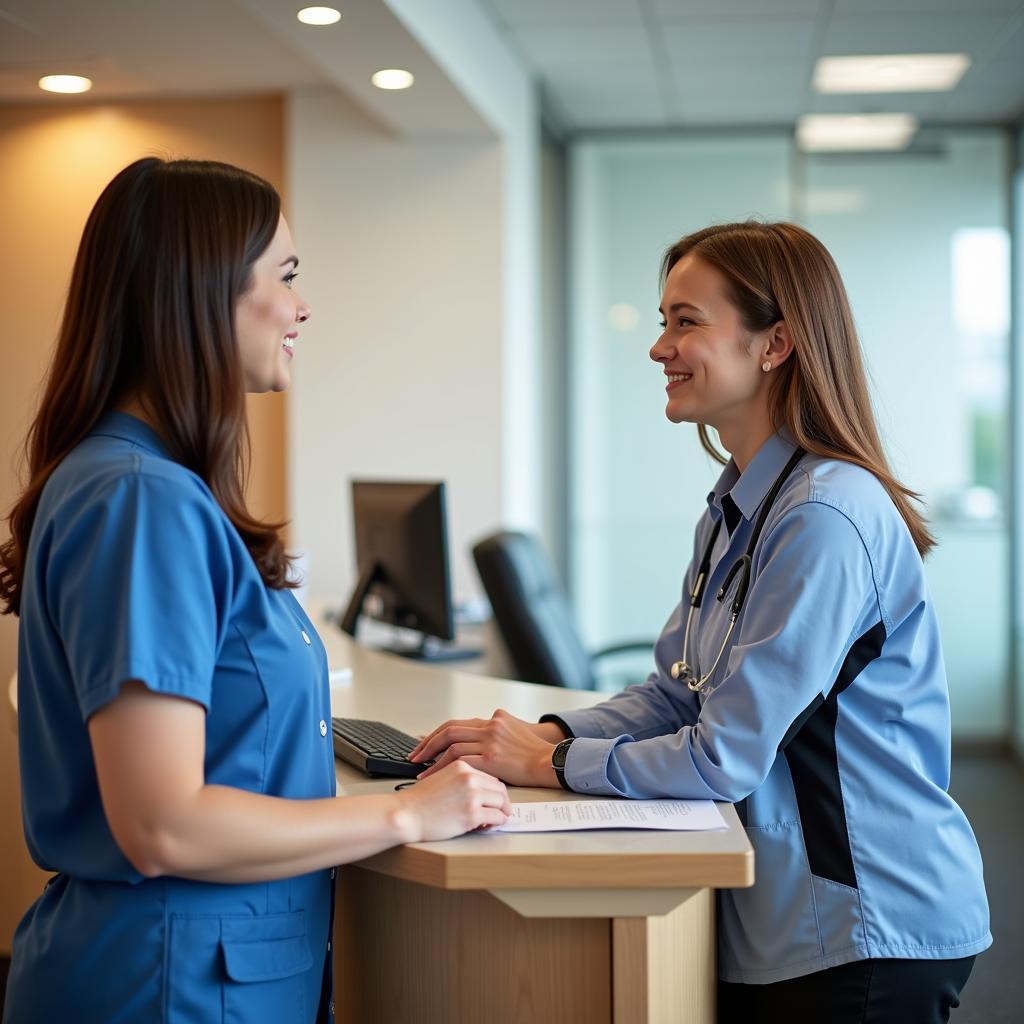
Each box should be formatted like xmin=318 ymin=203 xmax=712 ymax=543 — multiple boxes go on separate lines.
xmin=0 ymin=95 xmax=287 ymax=952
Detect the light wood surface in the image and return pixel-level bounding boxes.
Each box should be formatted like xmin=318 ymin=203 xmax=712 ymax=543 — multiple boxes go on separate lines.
xmin=334 ymin=866 xmax=612 ymax=1024
xmin=612 ymin=889 xmax=715 ymax=1024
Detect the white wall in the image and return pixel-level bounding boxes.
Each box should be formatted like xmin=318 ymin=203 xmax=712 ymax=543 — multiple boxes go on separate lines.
xmin=385 ymin=0 xmax=544 ymax=534
xmin=286 ymin=88 xmax=506 ymax=609
xmin=286 ymin=1 xmax=545 ymax=616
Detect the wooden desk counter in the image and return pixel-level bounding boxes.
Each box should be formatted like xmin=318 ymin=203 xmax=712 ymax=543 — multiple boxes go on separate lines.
xmin=319 ymin=624 xmax=754 ymax=1024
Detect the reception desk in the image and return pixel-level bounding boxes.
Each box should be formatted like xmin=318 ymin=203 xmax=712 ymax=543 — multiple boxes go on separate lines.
xmin=320 ymin=625 xmax=754 ymax=1024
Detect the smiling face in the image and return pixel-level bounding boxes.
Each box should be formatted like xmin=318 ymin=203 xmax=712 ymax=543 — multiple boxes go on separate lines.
xmin=235 ymin=215 xmax=310 ymax=393
xmin=651 ymin=254 xmax=781 ymax=451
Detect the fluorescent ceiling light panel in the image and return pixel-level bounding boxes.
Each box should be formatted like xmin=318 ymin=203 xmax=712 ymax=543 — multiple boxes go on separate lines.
xmin=297 ymin=6 xmax=341 ymax=26
xmin=371 ymin=69 xmax=414 ymax=90
xmin=38 ymin=75 xmax=92 ymax=94
xmin=796 ymin=114 xmax=918 ymax=152
xmin=814 ymin=54 xmax=970 ymax=93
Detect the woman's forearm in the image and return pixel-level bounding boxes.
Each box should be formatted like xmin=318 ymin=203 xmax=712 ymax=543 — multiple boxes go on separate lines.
xmin=131 ymin=786 xmax=415 ymax=882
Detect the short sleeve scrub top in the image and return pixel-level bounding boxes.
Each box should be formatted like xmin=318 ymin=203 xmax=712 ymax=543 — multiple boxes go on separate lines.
xmin=5 ymin=412 xmax=337 ymax=1024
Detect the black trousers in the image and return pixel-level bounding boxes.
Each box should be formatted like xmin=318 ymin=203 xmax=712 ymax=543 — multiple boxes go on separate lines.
xmin=718 ymin=956 xmax=976 ymax=1024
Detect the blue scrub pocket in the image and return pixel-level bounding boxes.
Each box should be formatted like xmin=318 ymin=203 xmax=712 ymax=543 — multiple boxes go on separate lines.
xmin=167 ymin=910 xmax=314 ymax=1024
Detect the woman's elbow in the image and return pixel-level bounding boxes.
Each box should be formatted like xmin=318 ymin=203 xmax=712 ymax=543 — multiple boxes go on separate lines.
xmin=690 ymin=742 xmax=769 ymax=803
xmin=111 ymin=821 xmax=181 ymax=878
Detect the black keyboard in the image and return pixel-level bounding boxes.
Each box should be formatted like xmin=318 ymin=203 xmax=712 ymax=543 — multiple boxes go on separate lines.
xmin=331 ymin=718 xmax=435 ymax=779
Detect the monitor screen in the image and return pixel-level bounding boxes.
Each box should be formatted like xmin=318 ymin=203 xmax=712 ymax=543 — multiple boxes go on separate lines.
xmin=342 ymin=480 xmax=454 ymax=643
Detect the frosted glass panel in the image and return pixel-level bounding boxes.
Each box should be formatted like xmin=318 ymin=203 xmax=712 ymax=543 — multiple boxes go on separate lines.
xmin=802 ymin=131 xmax=1010 ymax=739
xmin=569 ymin=136 xmax=793 ymax=649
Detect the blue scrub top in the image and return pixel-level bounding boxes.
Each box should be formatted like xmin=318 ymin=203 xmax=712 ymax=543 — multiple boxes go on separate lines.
xmin=6 ymin=412 xmax=337 ymax=1023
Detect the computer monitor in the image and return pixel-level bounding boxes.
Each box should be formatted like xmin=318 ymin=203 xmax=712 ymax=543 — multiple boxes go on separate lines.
xmin=340 ymin=480 xmax=455 ymax=651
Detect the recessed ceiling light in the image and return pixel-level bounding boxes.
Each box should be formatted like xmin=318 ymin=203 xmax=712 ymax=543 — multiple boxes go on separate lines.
xmin=814 ymin=54 xmax=970 ymax=94
xmin=796 ymin=114 xmax=918 ymax=152
xmin=38 ymin=75 xmax=93 ymax=94
xmin=371 ymin=69 xmax=414 ymax=91
xmin=297 ymin=6 xmax=341 ymax=26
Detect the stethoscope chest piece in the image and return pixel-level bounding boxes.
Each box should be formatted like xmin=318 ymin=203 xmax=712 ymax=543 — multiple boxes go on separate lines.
xmin=671 ymin=660 xmax=702 ymax=691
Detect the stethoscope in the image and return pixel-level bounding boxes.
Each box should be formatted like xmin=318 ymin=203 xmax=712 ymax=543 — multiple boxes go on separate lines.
xmin=671 ymin=447 xmax=805 ymax=692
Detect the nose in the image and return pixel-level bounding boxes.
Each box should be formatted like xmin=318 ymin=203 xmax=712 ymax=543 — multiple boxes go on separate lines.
xmin=296 ymin=302 xmax=311 ymax=324
xmin=650 ymin=329 xmax=672 ymax=364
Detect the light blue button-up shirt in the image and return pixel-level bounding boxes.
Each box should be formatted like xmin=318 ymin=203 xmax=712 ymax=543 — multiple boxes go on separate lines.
xmin=8 ymin=412 xmax=336 ymax=1022
xmin=545 ymin=432 xmax=991 ymax=983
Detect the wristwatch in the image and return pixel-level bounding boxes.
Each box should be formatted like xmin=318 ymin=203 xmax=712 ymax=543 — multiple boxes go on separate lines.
xmin=551 ymin=738 xmax=575 ymax=792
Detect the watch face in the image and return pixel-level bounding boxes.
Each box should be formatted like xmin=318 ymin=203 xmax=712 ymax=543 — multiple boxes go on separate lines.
xmin=552 ymin=739 xmax=573 ymax=769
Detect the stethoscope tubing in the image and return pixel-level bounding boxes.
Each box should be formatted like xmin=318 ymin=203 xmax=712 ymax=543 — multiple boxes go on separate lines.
xmin=671 ymin=447 xmax=806 ymax=692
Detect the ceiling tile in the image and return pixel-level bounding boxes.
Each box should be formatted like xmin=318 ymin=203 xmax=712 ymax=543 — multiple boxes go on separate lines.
xmin=987 ymin=15 xmax=1024 ymax=64
xmin=805 ymin=91 xmax=946 ymax=119
xmin=568 ymin=104 xmax=668 ymax=129
xmin=670 ymin=61 xmax=807 ymax=101
xmin=651 ymin=0 xmax=821 ymax=16
xmin=553 ymin=71 xmax=665 ymax=129
xmin=931 ymin=90 xmax=1024 ymax=121
xmin=484 ymin=0 xmax=642 ymax=28
xmin=509 ymin=24 xmax=654 ymax=70
xmin=546 ymin=62 xmax=662 ymax=99
xmin=939 ymin=61 xmax=1024 ymax=120
xmin=659 ymin=18 xmax=818 ymax=62
xmin=832 ymin=0 xmax=1020 ymax=15
xmin=822 ymin=15 xmax=1009 ymax=56
xmin=678 ymin=98 xmax=804 ymax=124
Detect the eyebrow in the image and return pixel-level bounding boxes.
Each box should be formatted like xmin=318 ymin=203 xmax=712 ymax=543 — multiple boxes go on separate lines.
xmin=658 ymin=301 xmax=705 ymax=316
xmin=280 ymin=256 xmax=299 ymax=269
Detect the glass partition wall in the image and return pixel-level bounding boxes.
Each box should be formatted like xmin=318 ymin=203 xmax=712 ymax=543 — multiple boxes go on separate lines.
xmin=568 ymin=128 xmax=1012 ymax=739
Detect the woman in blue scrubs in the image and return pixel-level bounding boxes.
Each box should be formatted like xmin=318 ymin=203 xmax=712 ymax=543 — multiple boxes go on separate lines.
xmin=0 ymin=157 xmax=510 ymax=1023
xmin=410 ymin=222 xmax=991 ymax=1022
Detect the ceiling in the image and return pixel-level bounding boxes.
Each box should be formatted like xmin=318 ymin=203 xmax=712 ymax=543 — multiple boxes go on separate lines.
xmin=0 ymin=1 xmax=1021 ymax=135
xmin=479 ymin=0 xmax=1024 ymax=131
xmin=0 ymin=0 xmax=491 ymax=136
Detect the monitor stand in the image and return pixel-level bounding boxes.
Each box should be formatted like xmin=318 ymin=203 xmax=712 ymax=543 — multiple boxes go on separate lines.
xmin=340 ymin=563 xmax=482 ymax=663
xmin=380 ymin=635 xmax=482 ymax=663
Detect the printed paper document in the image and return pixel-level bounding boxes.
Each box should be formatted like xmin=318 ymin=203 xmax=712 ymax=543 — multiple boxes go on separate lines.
xmin=494 ymin=799 xmax=727 ymax=833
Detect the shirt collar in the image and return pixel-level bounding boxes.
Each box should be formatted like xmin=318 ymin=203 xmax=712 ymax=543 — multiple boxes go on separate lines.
xmin=706 ymin=429 xmax=799 ymax=525
xmin=90 ymin=411 xmax=171 ymax=458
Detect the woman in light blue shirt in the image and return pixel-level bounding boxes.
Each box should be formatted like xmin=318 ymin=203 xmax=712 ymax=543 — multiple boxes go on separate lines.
xmin=411 ymin=221 xmax=991 ymax=1021
xmin=0 ymin=157 xmax=510 ymax=1023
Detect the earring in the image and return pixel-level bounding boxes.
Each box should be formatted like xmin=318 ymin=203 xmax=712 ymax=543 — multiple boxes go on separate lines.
xmin=762 ymin=361 xmax=771 ymax=372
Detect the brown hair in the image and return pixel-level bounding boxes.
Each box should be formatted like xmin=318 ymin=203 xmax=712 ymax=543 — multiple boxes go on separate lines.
xmin=1 ymin=156 xmax=296 ymax=615
xmin=662 ymin=220 xmax=935 ymax=557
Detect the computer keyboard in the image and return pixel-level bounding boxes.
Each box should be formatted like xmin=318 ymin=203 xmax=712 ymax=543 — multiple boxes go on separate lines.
xmin=331 ymin=718 xmax=435 ymax=779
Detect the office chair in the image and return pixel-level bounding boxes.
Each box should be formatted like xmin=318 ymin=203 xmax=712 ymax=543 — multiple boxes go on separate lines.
xmin=471 ymin=531 xmax=654 ymax=690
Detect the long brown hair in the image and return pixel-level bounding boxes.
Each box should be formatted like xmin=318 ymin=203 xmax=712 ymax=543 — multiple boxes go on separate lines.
xmin=662 ymin=220 xmax=935 ymax=557
xmin=1 ymin=156 xmax=296 ymax=615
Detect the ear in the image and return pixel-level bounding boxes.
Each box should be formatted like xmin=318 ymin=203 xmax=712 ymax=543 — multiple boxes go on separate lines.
xmin=762 ymin=321 xmax=794 ymax=368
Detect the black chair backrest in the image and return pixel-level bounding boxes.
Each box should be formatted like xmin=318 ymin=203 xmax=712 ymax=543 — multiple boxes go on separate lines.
xmin=472 ymin=531 xmax=594 ymax=689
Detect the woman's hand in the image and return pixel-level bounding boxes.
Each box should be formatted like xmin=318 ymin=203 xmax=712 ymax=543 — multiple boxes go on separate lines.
xmin=409 ymin=709 xmax=564 ymax=788
xmin=393 ymin=761 xmax=512 ymax=842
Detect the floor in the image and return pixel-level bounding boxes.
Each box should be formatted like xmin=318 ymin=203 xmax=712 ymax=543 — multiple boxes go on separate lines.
xmin=948 ymin=751 xmax=1024 ymax=1023
xmin=0 ymin=753 xmax=1020 ymax=1020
